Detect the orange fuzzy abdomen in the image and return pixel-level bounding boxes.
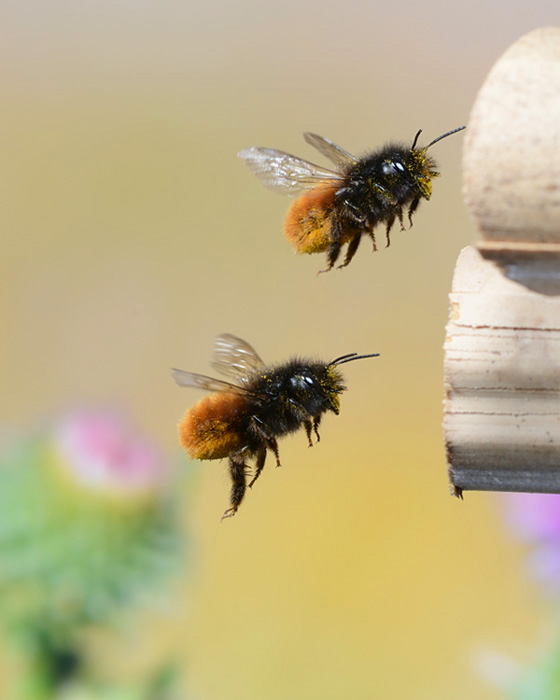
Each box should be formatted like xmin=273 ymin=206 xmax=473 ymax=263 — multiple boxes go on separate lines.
xmin=284 ymin=186 xmax=337 ymax=254
xmin=178 ymin=393 xmax=246 ymax=460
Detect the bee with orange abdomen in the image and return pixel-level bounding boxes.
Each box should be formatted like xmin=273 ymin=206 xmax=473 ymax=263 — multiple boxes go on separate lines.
xmin=172 ymin=334 xmax=379 ymax=520
xmin=239 ymin=127 xmax=465 ymax=272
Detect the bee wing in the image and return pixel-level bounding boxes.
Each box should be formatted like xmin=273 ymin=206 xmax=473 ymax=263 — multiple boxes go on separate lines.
xmin=303 ymin=133 xmax=357 ymax=170
xmin=210 ymin=333 xmax=265 ymax=382
xmin=171 ymin=368 xmax=248 ymax=394
xmin=238 ymin=147 xmax=344 ymax=195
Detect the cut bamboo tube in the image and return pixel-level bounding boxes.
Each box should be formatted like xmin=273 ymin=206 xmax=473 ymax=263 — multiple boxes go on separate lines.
xmin=443 ymin=27 xmax=560 ymax=497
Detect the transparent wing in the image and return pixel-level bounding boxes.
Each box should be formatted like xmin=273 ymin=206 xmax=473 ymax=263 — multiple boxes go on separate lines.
xmin=303 ymin=133 xmax=357 ymax=170
xmin=171 ymin=369 xmax=247 ymax=394
xmin=210 ymin=333 xmax=265 ymax=382
xmin=238 ymin=146 xmax=344 ymax=195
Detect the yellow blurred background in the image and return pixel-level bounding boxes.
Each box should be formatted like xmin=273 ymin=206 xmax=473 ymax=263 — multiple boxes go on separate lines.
xmin=1 ymin=1 xmax=558 ymax=698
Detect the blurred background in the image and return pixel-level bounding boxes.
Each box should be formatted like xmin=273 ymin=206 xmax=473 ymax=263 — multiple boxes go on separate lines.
xmin=1 ymin=1 xmax=560 ymax=698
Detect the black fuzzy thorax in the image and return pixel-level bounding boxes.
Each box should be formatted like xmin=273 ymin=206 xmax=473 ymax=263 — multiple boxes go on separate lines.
xmin=333 ymin=142 xmax=437 ymax=228
xmin=241 ymin=358 xmax=343 ymax=449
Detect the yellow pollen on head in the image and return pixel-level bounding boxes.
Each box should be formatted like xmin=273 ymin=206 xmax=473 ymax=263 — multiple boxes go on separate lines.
xmin=321 ymin=367 xmax=343 ymax=414
xmin=418 ymin=177 xmax=433 ymax=199
xmin=409 ymin=150 xmax=438 ymax=199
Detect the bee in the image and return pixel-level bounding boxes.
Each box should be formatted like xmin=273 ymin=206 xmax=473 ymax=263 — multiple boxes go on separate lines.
xmin=239 ymin=126 xmax=465 ymax=272
xmin=172 ymin=334 xmax=379 ymax=520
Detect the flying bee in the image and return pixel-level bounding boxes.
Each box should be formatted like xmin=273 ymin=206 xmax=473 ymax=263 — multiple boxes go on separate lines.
xmin=239 ymin=126 xmax=465 ymax=272
xmin=172 ymin=334 xmax=379 ymax=520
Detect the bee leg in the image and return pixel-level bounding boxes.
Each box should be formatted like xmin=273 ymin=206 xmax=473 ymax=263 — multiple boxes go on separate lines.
xmin=304 ymin=420 xmax=314 ymax=447
xmin=344 ymin=200 xmax=367 ymax=226
xmin=337 ymin=233 xmax=361 ymax=269
xmin=384 ymin=214 xmax=395 ymax=248
xmin=267 ymin=438 xmax=282 ymax=468
xmin=221 ymin=454 xmax=247 ymax=521
xmin=251 ymin=417 xmax=282 ymax=467
xmin=318 ymin=239 xmax=342 ymax=275
xmin=313 ymin=415 xmax=321 ymax=443
xmin=408 ymin=196 xmax=420 ymax=227
xmin=248 ymin=445 xmax=267 ymax=488
xmin=397 ymin=207 xmax=405 ymax=231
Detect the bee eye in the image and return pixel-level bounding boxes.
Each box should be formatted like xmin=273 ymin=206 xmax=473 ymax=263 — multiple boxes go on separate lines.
xmin=290 ymin=373 xmax=316 ymax=389
xmin=382 ymin=160 xmax=406 ymax=176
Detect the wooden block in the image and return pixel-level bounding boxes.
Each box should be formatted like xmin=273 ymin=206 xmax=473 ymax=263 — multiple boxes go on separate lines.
xmin=444 ymin=246 xmax=560 ymax=496
xmin=443 ymin=28 xmax=560 ymax=496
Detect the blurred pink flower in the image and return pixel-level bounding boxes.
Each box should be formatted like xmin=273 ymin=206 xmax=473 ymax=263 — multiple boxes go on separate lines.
xmin=54 ymin=409 xmax=169 ymax=495
xmin=503 ymin=493 xmax=560 ymax=592
xmin=0 ymin=408 xmax=183 ymax=694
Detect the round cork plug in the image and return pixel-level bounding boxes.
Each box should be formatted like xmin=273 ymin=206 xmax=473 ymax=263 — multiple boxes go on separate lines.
xmin=463 ymin=27 xmax=560 ymax=245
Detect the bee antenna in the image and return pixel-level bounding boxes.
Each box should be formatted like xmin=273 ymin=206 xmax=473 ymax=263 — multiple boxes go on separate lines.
xmin=411 ymin=129 xmax=423 ymax=150
xmin=329 ymin=352 xmax=358 ymax=365
xmin=425 ymin=126 xmax=466 ymax=150
xmin=330 ymin=352 xmax=380 ymax=367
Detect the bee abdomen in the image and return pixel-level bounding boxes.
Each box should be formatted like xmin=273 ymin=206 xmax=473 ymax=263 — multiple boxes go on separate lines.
xmin=284 ymin=186 xmax=336 ymax=254
xmin=178 ymin=393 xmax=246 ymax=460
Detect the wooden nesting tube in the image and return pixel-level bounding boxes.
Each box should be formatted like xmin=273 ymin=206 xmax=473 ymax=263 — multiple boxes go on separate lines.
xmin=443 ymin=28 xmax=560 ymax=497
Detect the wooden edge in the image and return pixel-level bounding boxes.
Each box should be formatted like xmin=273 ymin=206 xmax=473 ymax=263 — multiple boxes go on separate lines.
xmin=477 ymin=241 xmax=560 ymax=261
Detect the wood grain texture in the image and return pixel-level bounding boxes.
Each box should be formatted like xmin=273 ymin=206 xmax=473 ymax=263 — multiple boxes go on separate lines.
xmin=444 ymin=247 xmax=560 ymax=495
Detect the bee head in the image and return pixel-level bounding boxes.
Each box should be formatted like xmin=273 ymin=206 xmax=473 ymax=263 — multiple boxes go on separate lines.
xmin=288 ymin=365 xmax=344 ymax=416
xmin=408 ymin=126 xmax=466 ymax=200
xmin=379 ymin=148 xmax=437 ymax=201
